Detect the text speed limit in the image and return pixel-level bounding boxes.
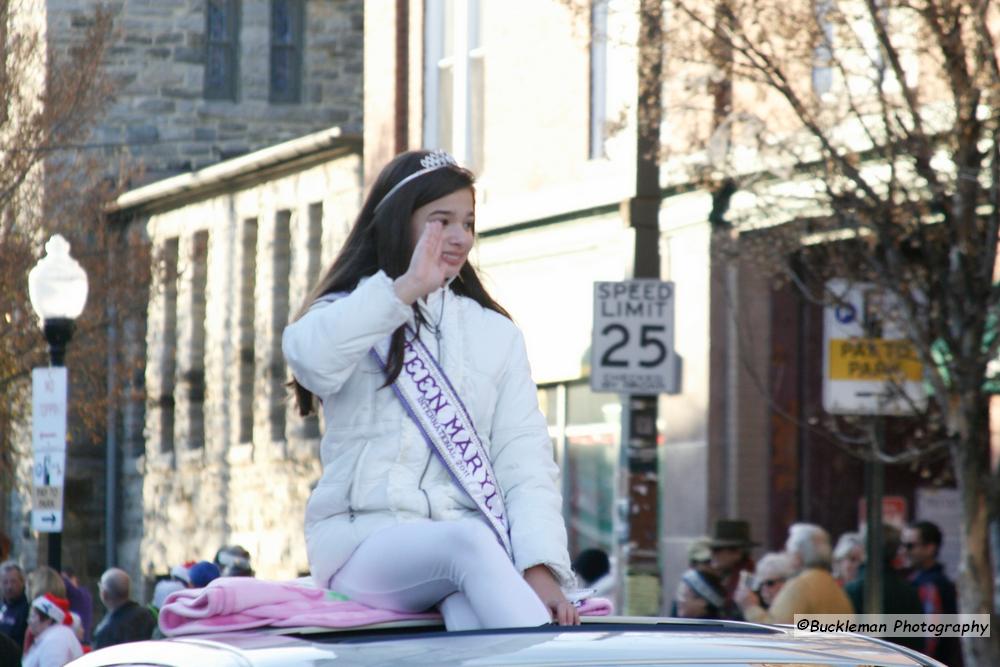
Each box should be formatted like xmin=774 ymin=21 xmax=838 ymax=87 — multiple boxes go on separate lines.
xmin=591 ymin=280 xmax=681 ymax=395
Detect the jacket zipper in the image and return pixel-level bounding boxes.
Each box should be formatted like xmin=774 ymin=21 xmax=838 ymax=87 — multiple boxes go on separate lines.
xmin=418 ymin=288 xmax=443 ymax=517
xmin=347 ymin=441 xmax=372 ymax=522
xmin=424 ymin=287 xmax=445 ymax=360
xmin=418 ymin=451 xmax=433 ymax=518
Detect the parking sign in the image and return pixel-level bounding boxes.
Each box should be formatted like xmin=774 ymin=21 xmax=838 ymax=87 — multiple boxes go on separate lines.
xmin=32 ymin=367 xmax=67 ymax=532
xmin=823 ymin=278 xmax=927 ymax=415
xmin=591 ymin=280 xmax=680 ymax=395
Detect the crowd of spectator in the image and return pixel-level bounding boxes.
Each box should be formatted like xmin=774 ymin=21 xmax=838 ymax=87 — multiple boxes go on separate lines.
xmin=0 ymin=542 xmax=254 ymax=666
xmin=1 ymin=518 xmax=965 ymax=666
xmin=664 ymin=518 xmax=962 ymax=666
xmin=572 ymin=516 xmax=962 ymax=666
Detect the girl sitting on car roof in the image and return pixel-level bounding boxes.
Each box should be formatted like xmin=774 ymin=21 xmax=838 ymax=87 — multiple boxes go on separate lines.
xmin=283 ymin=149 xmax=579 ymax=630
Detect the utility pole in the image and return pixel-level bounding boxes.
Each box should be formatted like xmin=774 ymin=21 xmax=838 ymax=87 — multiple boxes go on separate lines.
xmin=620 ymin=0 xmax=664 ymax=616
xmin=863 ymin=420 xmax=885 ymax=615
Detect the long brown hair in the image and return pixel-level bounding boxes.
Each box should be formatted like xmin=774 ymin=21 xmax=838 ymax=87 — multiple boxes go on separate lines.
xmin=290 ymin=150 xmax=510 ymax=416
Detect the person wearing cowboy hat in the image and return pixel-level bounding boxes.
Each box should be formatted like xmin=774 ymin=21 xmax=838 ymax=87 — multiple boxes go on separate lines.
xmin=707 ymin=519 xmax=759 ymax=620
xmin=21 ymin=593 xmax=83 ymax=667
xmin=673 ymin=565 xmax=734 ymax=619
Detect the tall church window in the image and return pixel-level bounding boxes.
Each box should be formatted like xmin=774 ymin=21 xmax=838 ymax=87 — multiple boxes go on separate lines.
xmin=271 ymin=210 xmax=291 ymax=442
xmin=186 ymin=231 xmax=209 ymax=450
xmin=158 ymin=238 xmax=179 ymax=455
xmin=205 ymin=0 xmax=240 ymax=100
xmin=270 ymin=0 xmax=304 ymax=103
xmin=238 ymin=218 xmax=257 ymax=444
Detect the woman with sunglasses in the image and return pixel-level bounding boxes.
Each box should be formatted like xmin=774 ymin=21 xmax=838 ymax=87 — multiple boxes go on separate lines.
xmin=751 ymin=552 xmax=794 ymax=609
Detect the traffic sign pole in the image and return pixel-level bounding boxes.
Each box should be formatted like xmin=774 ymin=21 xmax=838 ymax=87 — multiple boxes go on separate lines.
xmin=822 ymin=279 xmax=926 ymax=414
xmin=864 ymin=425 xmax=885 ymax=616
xmin=620 ymin=394 xmax=660 ymax=615
xmin=620 ymin=0 xmax=665 ymax=616
xmin=32 ymin=364 xmax=69 ymax=572
xmin=822 ymin=280 xmax=918 ymax=614
xmin=591 ymin=278 xmax=678 ymax=614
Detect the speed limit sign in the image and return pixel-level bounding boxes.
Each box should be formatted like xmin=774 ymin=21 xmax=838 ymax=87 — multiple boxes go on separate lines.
xmin=590 ymin=280 xmax=680 ymax=395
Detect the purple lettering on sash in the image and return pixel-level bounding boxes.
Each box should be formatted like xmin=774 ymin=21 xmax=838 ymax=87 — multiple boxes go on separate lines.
xmin=467 ymin=453 xmax=484 ymax=476
xmin=415 ymin=374 xmax=437 ymax=393
xmin=441 ymin=414 xmax=464 ymax=439
xmin=481 ymin=476 xmax=498 ymax=498
xmin=404 ymin=356 xmax=426 ymax=375
xmin=410 ymin=370 xmax=432 ymax=392
xmin=483 ymin=486 xmax=503 ymax=517
xmin=425 ymin=391 xmax=449 ymax=415
xmin=373 ymin=328 xmax=512 ymax=555
xmin=453 ymin=438 xmax=472 ymax=458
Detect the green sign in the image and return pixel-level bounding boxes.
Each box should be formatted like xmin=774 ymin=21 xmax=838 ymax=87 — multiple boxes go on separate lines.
xmin=929 ymin=311 xmax=1000 ymax=394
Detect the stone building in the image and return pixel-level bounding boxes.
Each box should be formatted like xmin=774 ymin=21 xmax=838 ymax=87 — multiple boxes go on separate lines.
xmin=3 ymin=0 xmax=363 ymax=594
xmin=113 ymin=128 xmax=362 ymax=583
xmin=48 ymin=0 xmax=363 ymax=183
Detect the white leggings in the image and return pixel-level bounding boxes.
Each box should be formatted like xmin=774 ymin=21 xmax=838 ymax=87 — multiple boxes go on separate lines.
xmin=329 ymin=518 xmax=551 ymax=630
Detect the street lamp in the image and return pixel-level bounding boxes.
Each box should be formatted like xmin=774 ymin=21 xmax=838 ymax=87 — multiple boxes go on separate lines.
xmin=27 ymin=234 xmax=88 ymax=571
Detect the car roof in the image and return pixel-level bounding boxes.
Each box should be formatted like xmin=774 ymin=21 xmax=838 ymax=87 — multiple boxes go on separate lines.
xmin=69 ymin=616 xmax=939 ymax=667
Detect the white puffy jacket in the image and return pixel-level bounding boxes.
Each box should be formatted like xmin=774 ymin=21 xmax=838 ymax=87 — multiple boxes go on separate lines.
xmin=282 ymin=271 xmax=574 ymax=589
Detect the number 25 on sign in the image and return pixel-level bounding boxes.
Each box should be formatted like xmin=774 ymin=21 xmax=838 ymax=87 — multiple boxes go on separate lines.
xmin=591 ymin=280 xmax=681 ymax=395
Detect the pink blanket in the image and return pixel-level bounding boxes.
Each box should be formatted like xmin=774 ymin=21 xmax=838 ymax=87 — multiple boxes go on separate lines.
xmin=159 ymin=577 xmax=611 ymax=636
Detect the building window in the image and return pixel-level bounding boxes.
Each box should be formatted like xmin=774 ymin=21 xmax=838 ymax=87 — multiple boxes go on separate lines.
xmin=424 ymin=0 xmax=484 ymax=172
xmin=589 ymin=0 xmax=609 ymax=159
xmin=122 ymin=316 xmax=147 ymax=459
xmin=238 ymin=218 xmax=257 ymax=444
xmin=812 ymin=0 xmax=834 ymax=98
xmin=467 ymin=2 xmax=484 ymax=173
xmin=205 ymin=0 xmax=240 ymax=100
xmin=539 ymin=380 xmax=621 ymax=557
xmin=306 ymin=202 xmax=324 ymax=290
xmin=300 ymin=202 xmax=324 ymax=439
xmin=271 ymin=210 xmax=291 ymax=442
xmin=159 ymin=238 xmax=180 ymax=455
xmin=186 ymin=231 xmax=209 ymax=450
xmin=270 ymin=0 xmax=304 ymax=103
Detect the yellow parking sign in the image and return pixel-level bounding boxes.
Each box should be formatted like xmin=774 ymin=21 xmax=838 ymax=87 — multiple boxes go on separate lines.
xmin=823 ymin=279 xmax=927 ymax=415
xmin=828 ymin=339 xmax=923 ymax=382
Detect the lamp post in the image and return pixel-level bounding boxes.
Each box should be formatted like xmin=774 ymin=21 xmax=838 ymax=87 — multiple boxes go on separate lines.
xmin=28 ymin=234 xmax=88 ymax=572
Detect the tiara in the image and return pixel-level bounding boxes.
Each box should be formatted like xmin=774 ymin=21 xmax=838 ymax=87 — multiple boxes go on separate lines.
xmin=374 ymin=150 xmax=460 ymax=212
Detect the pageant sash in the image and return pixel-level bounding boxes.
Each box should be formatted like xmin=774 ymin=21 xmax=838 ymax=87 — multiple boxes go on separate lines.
xmin=370 ymin=327 xmax=513 ymax=557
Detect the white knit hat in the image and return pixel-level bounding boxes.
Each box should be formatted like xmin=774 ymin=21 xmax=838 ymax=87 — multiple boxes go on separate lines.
xmin=153 ymin=579 xmax=185 ymax=608
xmin=170 ymin=561 xmax=196 ymax=586
xmin=32 ymin=593 xmax=72 ymax=626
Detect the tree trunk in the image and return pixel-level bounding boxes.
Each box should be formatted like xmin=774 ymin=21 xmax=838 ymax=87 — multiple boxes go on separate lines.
xmin=953 ymin=397 xmax=999 ymax=667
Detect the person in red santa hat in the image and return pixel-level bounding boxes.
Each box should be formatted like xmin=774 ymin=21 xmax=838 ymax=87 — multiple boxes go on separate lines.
xmin=21 ymin=593 xmax=82 ymax=667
